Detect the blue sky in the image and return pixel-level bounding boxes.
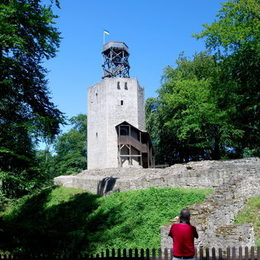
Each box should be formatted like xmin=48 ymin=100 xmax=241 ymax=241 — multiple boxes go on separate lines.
xmin=45 ymin=0 xmax=225 ymax=126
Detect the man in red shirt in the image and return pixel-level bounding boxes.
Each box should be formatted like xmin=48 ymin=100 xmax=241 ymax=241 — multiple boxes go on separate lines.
xmin=168 ymin=209 xmax=198 ymax=260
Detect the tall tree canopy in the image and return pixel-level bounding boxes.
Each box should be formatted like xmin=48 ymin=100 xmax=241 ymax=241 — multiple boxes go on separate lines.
xmin=194 ymin=0 xmax=260 ymax=157
xmin=0 ymin=0 xmax=64 ymax=198
xmin=146 ymin=52 xmax=242 ymax=164
xmin=147 ymin=0 xmax=260 ymax=164
xmin=193 ymin=0 xmax=260 ymax=54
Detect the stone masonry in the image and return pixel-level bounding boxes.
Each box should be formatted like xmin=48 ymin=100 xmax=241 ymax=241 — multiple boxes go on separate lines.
xmin=54 ymin=157 xmax=260 ymax=249
xmin=87 ymin=77 xmax=145 ymax=170
xmin=161 ymin=166 xmax=259 ymax=249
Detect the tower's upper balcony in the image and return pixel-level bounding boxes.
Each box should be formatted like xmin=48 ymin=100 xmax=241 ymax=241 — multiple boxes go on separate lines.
xmin=102 ymin=41 xmax=130 ymax=78
xmin=102 ymin=41 xmax=129 ymax=55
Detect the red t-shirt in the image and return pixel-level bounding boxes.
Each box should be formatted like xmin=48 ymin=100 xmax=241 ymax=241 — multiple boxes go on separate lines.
xmin=168 ymin=223 xmax=198 ymax=257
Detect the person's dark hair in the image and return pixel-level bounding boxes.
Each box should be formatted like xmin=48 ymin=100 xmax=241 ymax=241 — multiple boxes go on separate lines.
xmin=179 ymin=209 xmax=190 ymax=224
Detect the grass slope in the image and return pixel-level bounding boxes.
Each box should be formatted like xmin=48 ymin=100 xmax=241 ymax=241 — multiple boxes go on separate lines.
xmin=93 ymin=187 xmax=211 ymax=251
xmin=1 ymin=186 xmax=212 ymax=254
xmin=235 ymin=197 xmax=260 ymax=246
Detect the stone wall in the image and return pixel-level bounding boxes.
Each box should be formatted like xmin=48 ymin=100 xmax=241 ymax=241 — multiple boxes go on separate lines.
xmin=87 ymin=78 xmax=145 ymax=170
xmin=54 ymin=157 xmax=260 ymax=248
xmin=55 ymin=158 xmax=259 ymax=193
xmin=161 ymin=171 xmax=259 ymax=249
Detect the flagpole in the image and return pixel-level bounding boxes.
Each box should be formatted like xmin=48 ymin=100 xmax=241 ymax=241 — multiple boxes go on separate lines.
xmin=103 ymin=30 xmax=110 ymax=45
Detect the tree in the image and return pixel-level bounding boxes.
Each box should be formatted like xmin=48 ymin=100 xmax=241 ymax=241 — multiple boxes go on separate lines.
xmin=148 ymin=0 xmax=260 ymax=163
xmin=146 ymin=97 xmax=180 ymax=165
xmin=35 ymin=148 xmax=57 ymax=183
xmin=194 ymin=0 xmax=260 ymax=157
xmin=145 ymin=98 xmax=160 ymax=155
xmin=0 ymin=0 xmax=64 ymax=198
xmin=147 ymin=0 xmax=260 ymax=164
xmin=193 ymin=0 xmax=260 ymax=54
xmin=53 ymin=114 xmax=87 ymax=176
xmin=147 ymin=52 xmax=243 ymax=164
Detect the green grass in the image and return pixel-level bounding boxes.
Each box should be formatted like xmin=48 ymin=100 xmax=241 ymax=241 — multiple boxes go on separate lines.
xmin=235 ymin=197 xmax=260 ymax=246
xmin=93 ymin=187 xmax=211 ymax=251
xmin=1 ymin=186 xmax=212 ymax=254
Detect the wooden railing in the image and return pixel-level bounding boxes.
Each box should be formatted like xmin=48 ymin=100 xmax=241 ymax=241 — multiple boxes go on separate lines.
xmin=1 ymin=247 xmax=260 ymax=260
xmin=118 ymin=135 xmax=148 ymax=152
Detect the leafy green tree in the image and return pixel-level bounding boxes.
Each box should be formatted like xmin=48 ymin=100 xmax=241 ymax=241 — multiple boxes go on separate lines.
xmin=147 ymin=52 xmax=244 ymax=164
xmin=148 ymin=0 xmax=260 ymax=164
xmin=145 ymin=98 xmax=160 ymax=155
xmin=0 ymin=0 xmax=64 ymax=198
xmin=193 ymin=0 xmax=259 ymax=54
xmin=146 ymin=97 xmax=180 ymax=164
xmin=54 ymin=114 xmax=87 ymax=176
xmin=194 ymin=0 xmax=260 ymax=157
xmin=36 ymin=148 xmax=56 ymax=182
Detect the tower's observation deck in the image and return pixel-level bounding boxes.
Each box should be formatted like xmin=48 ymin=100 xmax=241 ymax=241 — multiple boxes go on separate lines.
xmin=102 ymin=41 xmax=130 ymax=78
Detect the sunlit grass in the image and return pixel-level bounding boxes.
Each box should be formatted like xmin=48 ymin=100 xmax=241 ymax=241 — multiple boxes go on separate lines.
xmin=91 ymin=187 xmax=212 ymax=251
xmin=235 ymin=197 xmax=260 ymax=246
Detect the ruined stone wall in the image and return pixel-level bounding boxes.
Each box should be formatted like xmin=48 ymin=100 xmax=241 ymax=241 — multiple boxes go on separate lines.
xmin=161 ymin=171 xmax=259 ymax=249
xmin=54 ymin=157 xmax=260 ymax=248
xmin=160 ymin=158 xmax=260 ymax=249
xmin=55 ymin=158 xmax=259 ymax=193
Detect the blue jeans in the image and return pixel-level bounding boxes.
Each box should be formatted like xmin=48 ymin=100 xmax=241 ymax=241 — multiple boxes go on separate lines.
xmin=172 ymin=257 xmax=195 ymax=260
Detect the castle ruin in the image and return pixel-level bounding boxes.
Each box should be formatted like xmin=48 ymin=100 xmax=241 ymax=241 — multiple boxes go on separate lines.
xmin=54 ymin=41 xmax=260 ymax=250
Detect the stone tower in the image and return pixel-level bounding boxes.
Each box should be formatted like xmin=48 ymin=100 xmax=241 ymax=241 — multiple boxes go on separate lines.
xmin=87 ymin=41 xmax=153 ymax=169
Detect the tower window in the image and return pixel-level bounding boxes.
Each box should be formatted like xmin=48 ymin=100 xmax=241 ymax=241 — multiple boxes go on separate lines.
xmin=117 ymin=82 xmax=120 ymax=89
xmin=124 ymin=82 xmax=128 ymax=90
xmin=96 ymin=132 xmax=98 ymax=137
xmin=121 ymin=100 xmax=124 ymax=105
xmin=120 ymin=126 xmax=129 ymax=136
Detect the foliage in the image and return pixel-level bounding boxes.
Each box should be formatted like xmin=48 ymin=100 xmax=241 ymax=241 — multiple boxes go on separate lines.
xmin=146 ymin=0 xmax=260 ymax=164
xmin=193 ymin=0 xmax=260 ymax=157
xmin=235 ymin=196 xmax=260 ymax=246
xmin=146 ymin=52 xmax=242 ymax=164
xmin=0 ymin=0 xmax=64 ymax=198
xmin=35 ymin=148 xmax=57 ymax=183
xmin=54 ymin=114 xmax=87 ymax=175
xmin=145 ymin=98 xmax=162 ymax=162
xmin=37 ymin=114 xmax=87 ymax=177
xmin=1 ymin=186 xmax=212 ymax=254
xmin=193 ymin=0 xmax=260 ymax=54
